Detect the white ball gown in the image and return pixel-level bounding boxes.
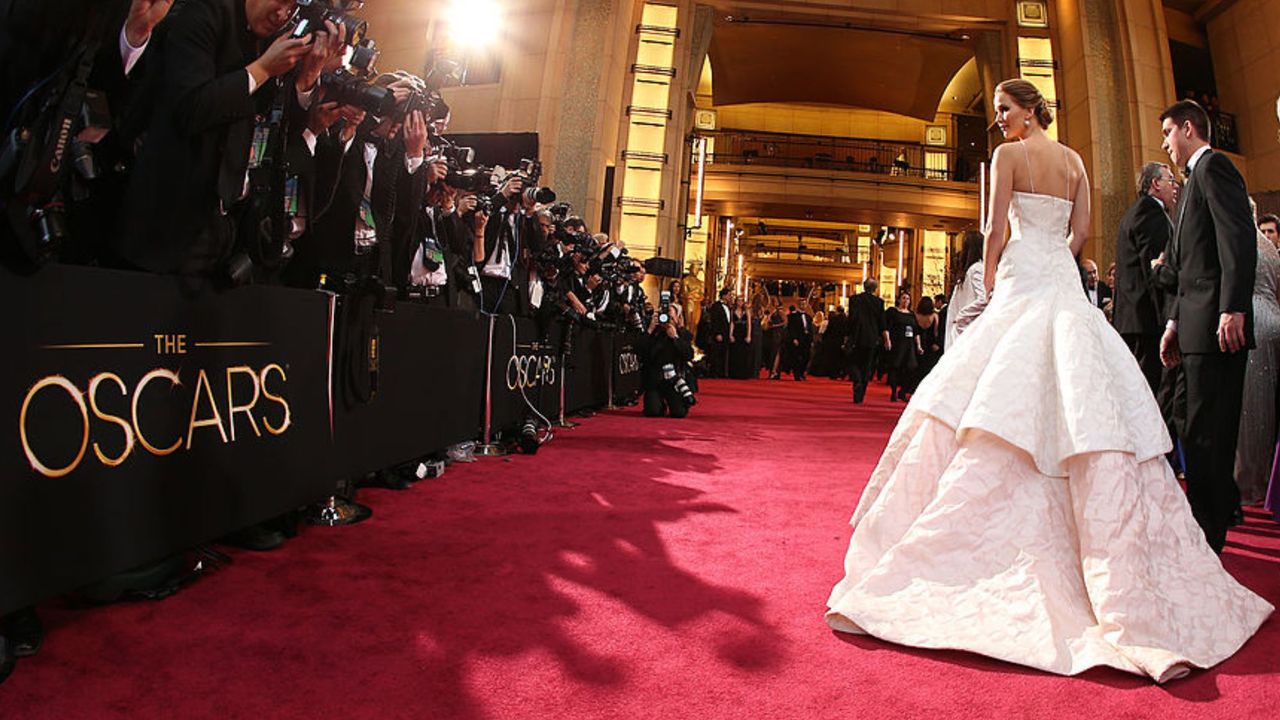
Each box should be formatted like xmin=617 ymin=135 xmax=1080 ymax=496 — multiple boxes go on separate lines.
xmin=826 ymin=189 xmax=1273 ymax=683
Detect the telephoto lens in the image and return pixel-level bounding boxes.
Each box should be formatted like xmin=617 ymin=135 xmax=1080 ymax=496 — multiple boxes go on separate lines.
xmin=518 ymin=419 xmax=540 ymax=455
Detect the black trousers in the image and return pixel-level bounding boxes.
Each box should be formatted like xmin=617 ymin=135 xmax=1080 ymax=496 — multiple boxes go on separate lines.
xmin=1177 ymin=351 xmax=1248 ymax=553
xmin=789 ymin=342 xmax=810 ymax=379
xmin=479 ymin=275 xmax=519 ymax=315
xmin=1122 ymin=332 xmax=1164 ymax=395
xmin=849 ymin=347 xmax=876 ymax=402
xmin=705 ymin=341 xmax=728 ymax=377
xmin=643 ymin=387 xmax=688 ymax=418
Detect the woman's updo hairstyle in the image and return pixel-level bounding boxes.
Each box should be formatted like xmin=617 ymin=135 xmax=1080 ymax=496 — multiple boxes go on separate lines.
xmin=996 ymin=79 xmax=1054 ymax=129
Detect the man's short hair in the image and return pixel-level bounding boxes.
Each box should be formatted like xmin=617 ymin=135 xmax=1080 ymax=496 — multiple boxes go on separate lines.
xmin=863 ymin=279 xmax=877 ymax=292
xmin=719 ymin=288 xmax=731 ymax=299
xmin=1160 ymin=100 xmax=1212 ymax=143
xmin=1137 ymin=162 xmax=1169 ymax=198
xmin=1260 ymin=213 xmax=1280 ymax=230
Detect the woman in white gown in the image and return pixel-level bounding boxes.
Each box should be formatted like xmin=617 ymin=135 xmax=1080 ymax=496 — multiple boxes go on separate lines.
xmin=826 ymin=79 xmax=1272 ymax=683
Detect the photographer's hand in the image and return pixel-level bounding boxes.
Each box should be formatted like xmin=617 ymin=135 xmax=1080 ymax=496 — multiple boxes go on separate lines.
xmin=296 ymin=20 xmax=342 ymax=94
xmin=248 ymin=35 xmax=312 ymax=88
xmin=426 ymin=159 xmax=448 ymax=186
xmin=307 ymin=100 xmax=343 ymax=135
xmin=500 ymin=176 xmax=525 ymax=201
xmin=665 ymin=322 xmax=679 ymax=339
xmin=403 ymin=111 xmax=429 ymax=160
xmin=126 ymin=0 xmax=174 ymax=47
xmin=457 ymin=195 xmax=479 ymax=215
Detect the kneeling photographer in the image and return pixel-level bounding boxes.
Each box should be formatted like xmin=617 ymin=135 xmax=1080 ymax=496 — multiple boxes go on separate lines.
xmin=639 ymin=296 xmax=696 ymax=419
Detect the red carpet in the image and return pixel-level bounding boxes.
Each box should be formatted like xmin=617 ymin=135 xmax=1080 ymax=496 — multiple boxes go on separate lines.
xmin=2 ymin=378 xmax=1278 ymax=719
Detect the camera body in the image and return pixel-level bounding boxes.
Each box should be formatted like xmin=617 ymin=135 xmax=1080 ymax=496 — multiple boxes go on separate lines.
xmin=291 ymin=0 xmax=368 ymax=47
xmin=657 ymin=290 xmax=672 ymax=325
xmin=322 ymin=70 xmax=397 ymax=117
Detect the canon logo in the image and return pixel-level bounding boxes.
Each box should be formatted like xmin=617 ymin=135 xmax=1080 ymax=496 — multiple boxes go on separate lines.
xmin=48 ymin=116 xmax=74 ymax=175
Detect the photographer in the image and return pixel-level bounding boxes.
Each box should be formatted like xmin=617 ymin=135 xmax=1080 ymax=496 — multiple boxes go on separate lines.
xmin=0 ymin=0 xmax=175 ymax=269
xmin=639 ymin=302 xmax=696 ymax=418
xmin=287 ymin=72 xmax=430 ymax=287
xmin=473 ymin=171 xmax=533 ymax=316
xmin=400 ymin=180 xmax=487 ymax=311
xmin=115 ymin=0 xmax=345 ymax=276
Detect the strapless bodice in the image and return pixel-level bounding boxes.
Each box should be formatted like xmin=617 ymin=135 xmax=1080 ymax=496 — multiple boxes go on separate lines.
xmin=995 ymin=192 xmax=1079 ymax=299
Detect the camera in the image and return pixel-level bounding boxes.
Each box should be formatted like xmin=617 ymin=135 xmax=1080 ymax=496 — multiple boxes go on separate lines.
xmin=445 ymin=166 xmax=494 ymax=194
xmin=322 ymin=70 xmax=397 ymax=117
xmin=291 ymin=0 xmax=368 ymax=47
xmin=401 ymin=89 xmax=449 ymax=123
xmin=660 ymin=363 xmax=697 ymax=406
xmin=657 ymin=290 xmax=672 ymax=325
xmin=349 ymin=39 xmax=380 ymax=75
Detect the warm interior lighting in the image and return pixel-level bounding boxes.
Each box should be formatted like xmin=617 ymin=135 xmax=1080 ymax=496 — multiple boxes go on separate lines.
xmin=447 ymin=0 xmax=502 ymax=49
xmin=692 ymin=137 xmax=707 ymax=229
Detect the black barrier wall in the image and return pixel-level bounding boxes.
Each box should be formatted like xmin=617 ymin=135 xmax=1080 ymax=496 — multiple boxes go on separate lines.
xmin=4 ymin=265 xmax=334 ymax=614
xmin=3 ymin=266 xmax=641 ymax=615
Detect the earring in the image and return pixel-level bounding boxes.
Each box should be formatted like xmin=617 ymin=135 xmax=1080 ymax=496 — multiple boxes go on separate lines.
xmin=1024 ymin=117 xmax=1032 ymax=127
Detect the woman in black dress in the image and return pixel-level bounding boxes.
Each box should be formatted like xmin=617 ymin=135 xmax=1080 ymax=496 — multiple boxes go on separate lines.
xmin=884 ymin=290 xmax=922 ymax=401
xmin=728 ymin=299 xmax=755 ymax=379
xmin=911 ymin=296 xmax=942 ymax=394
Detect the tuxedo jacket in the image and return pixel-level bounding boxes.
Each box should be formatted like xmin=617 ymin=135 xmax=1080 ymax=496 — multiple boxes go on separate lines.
xmin=786 ymin=311 xmax=813 ymax=344
xmin=117 ymin=0 xmax=264 ymax=272
xmin=1113 ymin=195 xmax=1172 ymax=337
xmin=1084 ymin=280 xmax=1111 ymax=309
xmin=1170 ymin=149 xmax=1256 ymax=354
xmin=705 ymin=301 xmax=733 ymax=341
xmin=847 ymin=292 xmax=887 ymax=348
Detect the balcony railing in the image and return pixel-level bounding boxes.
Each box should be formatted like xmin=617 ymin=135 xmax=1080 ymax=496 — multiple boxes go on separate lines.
xmin=701 ymin=129 xmax=978 ymax=183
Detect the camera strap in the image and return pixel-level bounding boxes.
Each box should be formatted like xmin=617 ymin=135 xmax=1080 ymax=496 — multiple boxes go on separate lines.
xmin=10 ymin=36 xmax=101 ymax=203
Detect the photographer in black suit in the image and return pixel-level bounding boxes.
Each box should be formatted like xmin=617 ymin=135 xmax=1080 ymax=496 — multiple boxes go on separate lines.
xmin=846 ymin=278 xmax=889 ymax=403
xmin=640 ymin=304 xmax=696 ymax=418
xmin=116 ymin=0 xmax=342 ymax=276
xmin=1158 ymin=100 xmax=1257 ymax=553
xmin=289 ymin=73 xmax=431 ymax=287
xmin=0 ymin=0 xmax=174 ymax=268
xmin=1114 ymin=162 xmax=1178 ymax=392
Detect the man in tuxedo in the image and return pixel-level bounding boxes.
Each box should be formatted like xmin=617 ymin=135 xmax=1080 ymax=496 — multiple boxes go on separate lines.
xmin=1114 ymin=162 xmax=1178 ymax=392
xmin=1158 ymin=99 xmax=1257 ymax=553
xmin=117 ymin=0 xmax=340 ymax=276
xmin=847 ymin=279 xmax=889 ymax=403
xmin=1081 ymin=259 xmax=1111 ymax=310
xmin=786 ymin=303 xmax=813 ymax=381
xmin=703 ymin=288 xmax=734 ymax=377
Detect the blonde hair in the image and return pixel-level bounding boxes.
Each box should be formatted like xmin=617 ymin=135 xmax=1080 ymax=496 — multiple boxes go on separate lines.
xmin=996 ymin=79 xmax=1054 ymax=129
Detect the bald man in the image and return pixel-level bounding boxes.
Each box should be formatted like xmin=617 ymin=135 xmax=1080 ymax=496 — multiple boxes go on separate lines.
xmin=1081 ymin=259 xmax=1111 ymax=311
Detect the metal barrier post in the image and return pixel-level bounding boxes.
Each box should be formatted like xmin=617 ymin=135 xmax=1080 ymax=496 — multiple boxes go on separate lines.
xmin=475 ymin=314 xmax=508 ymax=456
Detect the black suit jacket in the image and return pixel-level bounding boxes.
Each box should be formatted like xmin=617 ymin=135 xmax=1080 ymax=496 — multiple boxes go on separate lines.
xmin=290 ymin=130 xmax=423 ymax=284
xmin=1170 ymin=149 xmax=1257 ymax=354
xmin=117 ymin=0 xmax=264 ymax=272
xmin=1113 ymin=195 xmax=1172 ymax=336
xmin=847 ymin=292 xmax=887 ymax=348
xmin=705 ymin=301 xmax=732 ymax=341
xmin=786 ymin=311 xmax=812 ymax=344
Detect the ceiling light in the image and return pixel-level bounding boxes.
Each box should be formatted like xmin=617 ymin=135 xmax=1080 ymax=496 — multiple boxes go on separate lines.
xmin=448 ymin=0 xmax=502 ymax=49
